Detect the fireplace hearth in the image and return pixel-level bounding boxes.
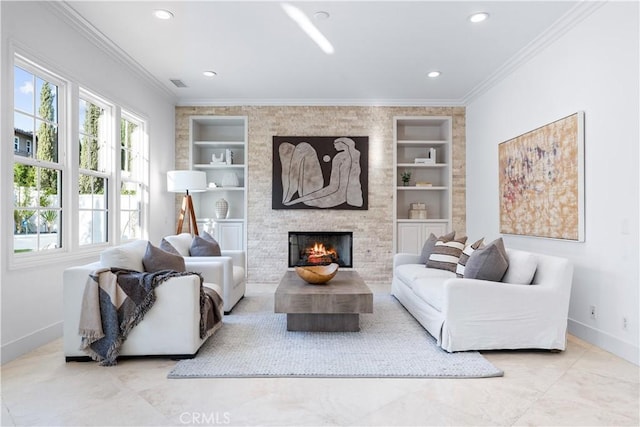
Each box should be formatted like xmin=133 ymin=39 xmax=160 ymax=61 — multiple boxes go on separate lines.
xmin=288 ymin=231 xmax=353 ymax=268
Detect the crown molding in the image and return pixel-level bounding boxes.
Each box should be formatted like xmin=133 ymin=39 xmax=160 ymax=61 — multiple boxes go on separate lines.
xmin=176 ymin=98 xmax=466 ymax=107
xmin=48 ymin=1 xmax=177 ymax=103
xmin=463 ymin=1 xmax=607 ymax=105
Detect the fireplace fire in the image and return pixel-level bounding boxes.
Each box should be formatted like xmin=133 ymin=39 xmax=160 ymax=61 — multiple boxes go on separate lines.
xmin=289 ymin=231 xmax=353 ymax=268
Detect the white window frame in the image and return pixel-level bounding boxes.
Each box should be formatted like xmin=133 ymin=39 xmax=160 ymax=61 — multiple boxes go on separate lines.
xmin=78 ymin=90 xmax=112 ymax=247
xmin=9 ymin=53 xmax=150 ymax=268
xmin=119 ymin=111 xmax=149 ymax=242
xmin=11 ymin=56 xmax=67 ymax=261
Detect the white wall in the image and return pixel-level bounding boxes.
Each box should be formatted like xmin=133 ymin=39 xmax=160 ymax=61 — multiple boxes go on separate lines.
xmin=466 ymin=2 xmax=639 ymax=364
xmin=1 ymin=2 xmax=177 ymax=363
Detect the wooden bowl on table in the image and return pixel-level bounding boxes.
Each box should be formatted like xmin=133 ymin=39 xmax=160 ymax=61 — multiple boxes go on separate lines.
xmin=295 ymin=263 xmax=339 ymax=284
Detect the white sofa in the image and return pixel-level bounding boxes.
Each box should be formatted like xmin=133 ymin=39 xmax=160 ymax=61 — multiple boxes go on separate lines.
xmin=162 ymin=233 xmax=246 ymax=313
xmin=392 ymin=248 xmax=573 ymax=352
xmin=64 ymin=239 xmax=222 ymax=361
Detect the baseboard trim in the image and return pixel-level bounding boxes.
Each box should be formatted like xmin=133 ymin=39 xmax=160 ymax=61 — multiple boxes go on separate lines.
xmin=1 ymin=321 xmax=62 ymax=364
xmin=568 ymin=319 xmax=639 ymax=365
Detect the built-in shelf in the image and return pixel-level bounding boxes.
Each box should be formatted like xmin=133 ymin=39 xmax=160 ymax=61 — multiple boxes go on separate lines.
xmin=394 ymin=116 xmax=453 ymax=254
xmin=397 ymin=163 xmax=447 ymax=168
xmin=397 ymin=186 xmax=448 ymax=191
xmin=397 ymin=140 xmax=448 ymax=145
xmin=193 ymin=164 xmax=246 ymax=169
xmin=189 ymin=115 xmax=248 ymax=254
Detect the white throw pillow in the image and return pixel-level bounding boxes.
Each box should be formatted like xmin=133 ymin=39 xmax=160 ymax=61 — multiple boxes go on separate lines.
xmin=100 ymin=239 xmax=148 ymax=271
xmin=502 ymin=251 xmax=537 ymax=285
xmin=163 ymin=233 xmax=192 ymax=256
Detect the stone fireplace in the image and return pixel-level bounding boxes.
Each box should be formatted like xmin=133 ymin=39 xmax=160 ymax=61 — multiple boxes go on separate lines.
xmin=288 ymin=231 xmax=353 ymax=268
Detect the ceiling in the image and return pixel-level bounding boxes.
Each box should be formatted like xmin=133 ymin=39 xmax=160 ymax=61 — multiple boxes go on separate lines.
xmin=63 ymin=1 xmax=583 ymax=106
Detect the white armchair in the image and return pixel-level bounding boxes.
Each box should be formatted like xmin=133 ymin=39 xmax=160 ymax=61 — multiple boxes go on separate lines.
xmin=64 ymin=240 xmax=222 ymax=361
xmin=162 ymin=233 xmax=246 ymax=313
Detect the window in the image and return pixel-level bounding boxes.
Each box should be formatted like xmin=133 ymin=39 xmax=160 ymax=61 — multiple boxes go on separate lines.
xmin=11 ymin=54 xmax=149 ymax=259
xmin=78 ymin=94 xmax=110 ymax=245
xmin=13 ymin=62 xmax=63 ymax=253
xmin=120 ymin=113 xmax=147 ymax=240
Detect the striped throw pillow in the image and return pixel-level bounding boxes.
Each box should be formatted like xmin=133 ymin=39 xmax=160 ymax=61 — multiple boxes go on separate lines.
xmin=456 ymin=238 xmax=484 ymax=278
xmin=427 ymin=236 xmax=468 ymax=273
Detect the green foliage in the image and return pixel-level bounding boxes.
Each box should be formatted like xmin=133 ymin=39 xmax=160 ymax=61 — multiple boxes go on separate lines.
xmin=13 ymin=163 xmax=35 ymax=188
xmin=79 ymin=103 xmax=104 ymax=194
xmin=401 ymin=170 xmax=412 ymax=183
xmin=40 ymin=210 xmax=58 ymax=233
xmin=36 ymin=82 xmax=58 ymax=193
xmin=14 ymin=187 xmax=35 ymax=233
xmin=121 ymin=119 xmax=137 ymax=173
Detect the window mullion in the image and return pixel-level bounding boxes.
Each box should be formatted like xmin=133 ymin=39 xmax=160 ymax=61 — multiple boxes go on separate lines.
xmin=67 ymin=83 xmax=80 ymax=252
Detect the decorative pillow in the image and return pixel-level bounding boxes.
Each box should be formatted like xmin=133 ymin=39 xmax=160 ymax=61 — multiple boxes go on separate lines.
xmin=426 ymin=235 xmax=468 ymax=273
xmin=159 ymin=238 xmax=180 ymax=255
xmin=162 ymin=233 xmax=192 ymax=256
xmin=419 ymin=233 xmax=438 ymax=264
xmin=502 ymin=251 xmax=537 ymax=285
xmin=190 ymin=234 xmax=222 ymax=256
xmin=201 ymin=231 xmax=220 ymax=245
xmin=100 ymin=239 xmax=148 ymax=271
xmin=142 ymin=242 xmax=186 ymax=273
xmin=420 ymin=231 xmax=455 ymax=264
xmin=456 ymin=238 xmax=484 ymax=278
xmin=463 ymin=238 xmax=509 ymax=282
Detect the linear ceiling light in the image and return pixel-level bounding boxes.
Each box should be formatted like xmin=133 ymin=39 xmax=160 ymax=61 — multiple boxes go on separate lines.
xmin=281 ymin=3 xmax=334 ymax=55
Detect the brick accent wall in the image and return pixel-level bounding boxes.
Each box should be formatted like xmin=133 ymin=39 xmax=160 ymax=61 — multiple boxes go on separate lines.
xmin=175 ymin=106 xmax=465 ymax=283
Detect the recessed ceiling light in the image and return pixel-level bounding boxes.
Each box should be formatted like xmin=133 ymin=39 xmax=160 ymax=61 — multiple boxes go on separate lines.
xmin=153 ymin=9 xmax=174 ymax=20
xmin=427 ymin=71 xmax=441 ymax=78
xmin=314 ymin=11 xmax=330 ymax=20
xmin=203 ymin=71 xmax=217 ymax=77
xmin=469 ymin=12 xmax=489 ymax=23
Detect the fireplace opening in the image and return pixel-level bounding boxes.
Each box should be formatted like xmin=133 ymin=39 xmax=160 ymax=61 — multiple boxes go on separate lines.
xmin=288 ymin=231 xmax=353 ymax=268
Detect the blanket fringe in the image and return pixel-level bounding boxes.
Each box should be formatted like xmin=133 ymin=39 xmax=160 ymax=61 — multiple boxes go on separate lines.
xmin=78 ymin=329 xmax=104 ymax=341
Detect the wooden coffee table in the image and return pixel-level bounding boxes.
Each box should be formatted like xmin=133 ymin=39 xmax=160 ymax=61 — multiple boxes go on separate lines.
xmin=274 ymin=270 xmax=373 ymax=332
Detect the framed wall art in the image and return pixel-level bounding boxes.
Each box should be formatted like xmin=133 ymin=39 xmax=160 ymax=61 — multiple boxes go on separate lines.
xmin=272 ymin=136 xmax=368 ymax=210
xmin=498 ymin=112 xmax=585 ymax=241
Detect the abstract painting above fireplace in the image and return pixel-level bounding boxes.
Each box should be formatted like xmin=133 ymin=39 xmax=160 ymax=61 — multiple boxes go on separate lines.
xmin=273 ymin=136 xmax=368 ymax=210
xmin=288 ymin=231 xmax=353 ymax=268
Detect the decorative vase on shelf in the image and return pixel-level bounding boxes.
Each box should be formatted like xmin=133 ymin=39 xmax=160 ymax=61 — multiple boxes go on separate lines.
xmin=215 ymin=199 xmax=229 ymax=220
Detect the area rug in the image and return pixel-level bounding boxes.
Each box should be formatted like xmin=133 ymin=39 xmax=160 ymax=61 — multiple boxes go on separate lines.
xmin=168 ymin=291 xmax=503 ymax=378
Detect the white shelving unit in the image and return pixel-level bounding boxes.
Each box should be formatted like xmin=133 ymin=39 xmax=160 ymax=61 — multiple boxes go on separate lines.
xmin=393 ymin=116 xmax=452 ymax=254
xmin=189 ymin=116 xmax=247 ymax=253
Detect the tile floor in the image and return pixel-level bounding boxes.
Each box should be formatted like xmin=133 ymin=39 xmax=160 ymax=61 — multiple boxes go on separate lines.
xmin=2 ymin=283 xmax=639 ymax=427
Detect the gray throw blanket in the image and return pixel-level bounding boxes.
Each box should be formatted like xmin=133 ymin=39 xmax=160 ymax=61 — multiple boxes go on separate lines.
xmin=79 ymin=268 xmax=223 ymax=366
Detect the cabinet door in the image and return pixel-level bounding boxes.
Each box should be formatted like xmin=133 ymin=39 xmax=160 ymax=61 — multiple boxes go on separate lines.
xmin=423 ymin=223 xmax=447 ymax=238
xmin=397 ymin=223 xmax=425 ymax=254
xmin=216 ymin=222 xmax=243 ymax=250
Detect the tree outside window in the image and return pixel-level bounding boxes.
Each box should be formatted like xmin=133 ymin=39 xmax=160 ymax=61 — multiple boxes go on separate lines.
xmin=13 ymin=65 xmax=61 ymax=253
xmin=78 ymin=96 xmax=109 ymax=245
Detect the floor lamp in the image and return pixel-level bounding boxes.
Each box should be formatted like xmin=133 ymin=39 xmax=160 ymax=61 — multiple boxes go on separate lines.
xmin=167 ymin=170 xmax=207 ymax=235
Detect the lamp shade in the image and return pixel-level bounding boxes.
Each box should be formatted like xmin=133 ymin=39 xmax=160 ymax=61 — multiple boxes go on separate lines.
xmin=167 ymin=170 xmax=207 ymax=193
